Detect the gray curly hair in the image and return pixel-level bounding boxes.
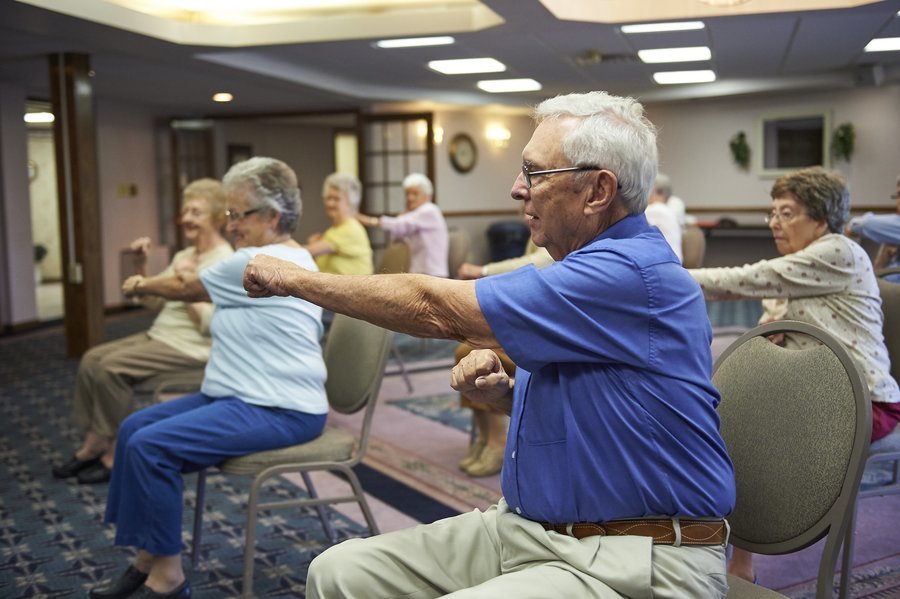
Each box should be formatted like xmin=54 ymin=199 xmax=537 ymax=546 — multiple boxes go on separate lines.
xmin=222 ymin=157 xmax=302 ymax=235
xmin=770 ymin=167 xmax=849 ymax=233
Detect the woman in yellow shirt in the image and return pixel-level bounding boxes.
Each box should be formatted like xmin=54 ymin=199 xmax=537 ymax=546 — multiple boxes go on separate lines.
xmin=305 ymin=172 xmax=373 ymax=275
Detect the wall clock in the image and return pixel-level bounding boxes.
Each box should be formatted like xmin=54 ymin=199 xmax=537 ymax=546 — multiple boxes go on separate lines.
xmin=449 ymin=133 xmax=477 ymax=173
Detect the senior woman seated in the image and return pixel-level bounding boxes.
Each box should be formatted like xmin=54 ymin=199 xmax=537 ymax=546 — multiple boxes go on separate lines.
xmin=304 ymin=172 xmax=373 ymax=275
xmin=89 ymin=157 xmax=328 ymax=599
xmin=688 ymin=166 xmax=900 ymax=584
xmin=52 ymin=178 xmax=232 ymax=484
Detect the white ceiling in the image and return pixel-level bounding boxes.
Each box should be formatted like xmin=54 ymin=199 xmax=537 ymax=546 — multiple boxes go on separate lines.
xmin=1 ymin=0 xmax=898 ymax=117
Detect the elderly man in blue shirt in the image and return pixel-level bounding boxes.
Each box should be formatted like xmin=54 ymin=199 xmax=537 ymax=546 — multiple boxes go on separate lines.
xmin=243 ymin=91 xmax=736 ymax=598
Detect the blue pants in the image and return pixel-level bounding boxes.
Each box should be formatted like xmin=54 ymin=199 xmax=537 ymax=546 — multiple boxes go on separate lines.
xmin=105 ymin=392 xmax=326 ymax=556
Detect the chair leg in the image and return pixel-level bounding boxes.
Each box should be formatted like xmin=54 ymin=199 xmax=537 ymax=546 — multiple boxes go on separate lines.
xmin=301 ymin=471 xmax=339 ymax=544
xmin=390 ymin=341 xmax=414 ymax=393
xmin=839 ymin=502 xmax=859 ymax=599
xmin=191 ymin=469 xmax=207 ymax=568
xmin=241 ymin=476 xmax=264 ymax=599
xmin=342 ymin=467 xmax=380 ymax=536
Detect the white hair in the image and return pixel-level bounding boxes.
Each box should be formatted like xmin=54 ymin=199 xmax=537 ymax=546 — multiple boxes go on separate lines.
xmin=534 ymin=91 xmax=658 ymax=214
xmin=223 ymin=157 xmax=302 ymax=234
xmin=402 ymin=173 xmax=433 ymax=198
xmin=323 ymin=172 xmax=362 ymax=210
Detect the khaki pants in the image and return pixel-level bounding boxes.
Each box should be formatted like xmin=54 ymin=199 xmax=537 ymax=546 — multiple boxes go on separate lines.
xmin=307 ymin=499 xmax=728 ymax=599
xmin=71 ymin=332 xmax=206 ymax=437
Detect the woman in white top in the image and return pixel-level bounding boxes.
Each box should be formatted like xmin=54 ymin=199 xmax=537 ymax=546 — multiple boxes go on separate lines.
xmin=53 ymin=178 xmax=233 ymax=485
xmin=90 ymin=158 xmax=327 ymax=599
xmin=690 ymin=166 xmax=900 ymax=584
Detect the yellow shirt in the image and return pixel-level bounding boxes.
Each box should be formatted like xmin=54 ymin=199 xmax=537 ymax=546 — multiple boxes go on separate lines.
xmin=315 ymin=218 xmax=374 ymax=275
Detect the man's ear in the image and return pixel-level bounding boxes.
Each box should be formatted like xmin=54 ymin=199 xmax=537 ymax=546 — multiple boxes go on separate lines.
xmin=584 ymin=170 xmax=619 ymax=215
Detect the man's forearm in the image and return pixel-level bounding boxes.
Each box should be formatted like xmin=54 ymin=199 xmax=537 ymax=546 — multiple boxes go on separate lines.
xmin=288 ymin=270 xmax=497 ymax=347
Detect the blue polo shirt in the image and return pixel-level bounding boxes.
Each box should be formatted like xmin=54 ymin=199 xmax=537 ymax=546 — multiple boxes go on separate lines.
xmin=476 ymin=214 xmax=735 ymax=523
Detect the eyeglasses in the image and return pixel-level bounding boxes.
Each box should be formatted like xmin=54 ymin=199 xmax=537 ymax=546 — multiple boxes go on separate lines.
xmin=764 ymin=210 xmax=802 ymax=225
xmin=225 ymin=207 xmax=265 ymax=222
xmin=521 ymin=164 xmax=601 ymax=189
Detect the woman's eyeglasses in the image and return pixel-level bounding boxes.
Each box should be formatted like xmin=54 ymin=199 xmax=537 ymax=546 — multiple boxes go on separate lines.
xmin=225 ymin=207 xmax=265 ymax=221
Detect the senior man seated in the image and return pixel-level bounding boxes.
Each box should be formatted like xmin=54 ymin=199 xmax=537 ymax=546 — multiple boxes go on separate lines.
xmin=243 ymin=91 xmax=736 ymax=598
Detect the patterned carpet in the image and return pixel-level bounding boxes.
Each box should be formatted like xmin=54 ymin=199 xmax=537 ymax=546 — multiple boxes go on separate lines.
xmin=0 ymin=310 xmax=366 ymax=599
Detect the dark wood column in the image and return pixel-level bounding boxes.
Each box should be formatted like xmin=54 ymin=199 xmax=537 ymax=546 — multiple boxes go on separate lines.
xmin=49 ymin=53 xmax=104 ymax=357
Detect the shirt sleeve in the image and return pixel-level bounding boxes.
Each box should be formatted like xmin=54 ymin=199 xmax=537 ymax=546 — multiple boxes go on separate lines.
xmin=199 ymin=249 xmax=254 ymax=307
xmin=483 ymin=248 xmax=554 ymax=276
xmin=379 ymin=204 xmax=435 ymax=239
xmin=690 ymin=236 xmax=856 ymax=300
xmin=476 ymin=248 xmax=652 ymax=372
xmin=848 ymin=213 xmax=900 ymax=245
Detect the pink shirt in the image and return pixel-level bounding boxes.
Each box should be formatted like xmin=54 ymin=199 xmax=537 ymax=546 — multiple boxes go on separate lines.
xmin=380 ymin=202 xmax=449 ymax=277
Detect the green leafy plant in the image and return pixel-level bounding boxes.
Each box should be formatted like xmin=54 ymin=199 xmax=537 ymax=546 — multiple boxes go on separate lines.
xmin=832 ymin=122 xmax=855 ymax=162
xmin=729 ymin=131 xmax=751 ymax=170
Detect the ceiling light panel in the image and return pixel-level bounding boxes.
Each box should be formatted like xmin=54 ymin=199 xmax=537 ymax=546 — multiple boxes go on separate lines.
xmin=429 ymin=58 xmax=506 ymax=75
xmin=653 ymin=70 xmax=716 ymax=84
xmin=476 ymin=78 xmax=542 ymax=93
xmin=638 ymin=46 xmax=711 ymax=63
xmin=376 ymin=36 xmax=455 ymax=48
xmin=864 ymin=37 xmax=900 ymax=52
xmin=621 ymin=22 xmax=705 ymax=34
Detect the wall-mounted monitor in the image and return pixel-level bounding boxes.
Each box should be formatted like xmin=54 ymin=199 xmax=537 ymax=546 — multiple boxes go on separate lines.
xmin=758 ymin=112 xmax=830 ymax=178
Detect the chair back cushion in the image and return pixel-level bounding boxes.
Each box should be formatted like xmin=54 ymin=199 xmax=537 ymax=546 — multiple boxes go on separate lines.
xmin=681 ymin=226 xmax=706 ymax=269
xmin=876 ymin=274 xmax=900 ymax=383
xmin=377 ymin=242 xmax=411 ymax=274
xmin=447 ymin=228 xmax=471 ymax=278
xmin=712 ymin=321 xmax=871 ymax=554
xmin=324 ymin=313 xmax=391 ymax=415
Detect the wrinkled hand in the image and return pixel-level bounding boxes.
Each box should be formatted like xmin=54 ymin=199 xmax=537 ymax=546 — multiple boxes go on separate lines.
xmin=243 ymin=254 xmax=303 ymax=298
xmin=122 ymin=275 xmax=144 ymax=298
xmin=129 ymin=236 xmax=152 ymax=256
xmin=457 ymin=263 xmax=485 ymax=280
xmin=450 ymin=349 xmax=511 ymax=408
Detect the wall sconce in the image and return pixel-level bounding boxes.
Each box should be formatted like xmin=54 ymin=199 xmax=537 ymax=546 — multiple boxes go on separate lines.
xmin=485 ymin=124 xmax=511 ymax=148
xmin=433 ymin=125 xmax=444 ymax=145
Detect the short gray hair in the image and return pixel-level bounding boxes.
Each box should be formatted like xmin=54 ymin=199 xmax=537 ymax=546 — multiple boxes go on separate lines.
xmin=534 ymin=91 xmax=658 ymax=214
xmin=654 ymin=173 xmax=672 ymax=199
xmin=222 ymin=157 xmax=301 ymax=235
xmin=323 ymin=172 xmax=362 ymax=210
xmin=403 ymin=173 xmax=433 ymax=198
xmin=770 ymin=167 xmax=849 ymax=234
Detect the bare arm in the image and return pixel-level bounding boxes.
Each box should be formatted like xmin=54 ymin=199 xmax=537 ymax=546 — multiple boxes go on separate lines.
xmin=304 ymin=235 xmax=335 ymax=258
xmin=123 ymin=270 xmax=211 ymax=303
xmin=243 ymin=253 xmax=498 ymax=348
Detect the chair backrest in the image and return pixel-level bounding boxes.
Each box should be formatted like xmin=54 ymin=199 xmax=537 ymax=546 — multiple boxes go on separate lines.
xmin=713 ymin=320 xmax=871 ymax=597
xmin=680 ymin=225 xmax=706 ymax=268
xmin=447 ymin=227 xmax=471 ymax=278
xmin=323 ymin=313 xmax=392 ymax=415
xmin=377 ymin=242 xmax=411 ymax=274
xmin=876 ymin=267 xmax=900 ymax=383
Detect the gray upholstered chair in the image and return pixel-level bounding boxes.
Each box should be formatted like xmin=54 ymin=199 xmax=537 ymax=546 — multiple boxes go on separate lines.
xmin=681 ymin=225 xmax=706 ymax=268
xmin=447 ymin=227 xmax=471 ymax=279
xmin=713 ymin=320 xmax=871 ymax=599
xmin=376 ymin=242 xmax=413 ymax=392
xmin=838 ymin=266 xmax=900 ymax=596
xmin=190 ymin=314 xmax=392 ymax=598
xmin=133 ymin=368 xmax=205 ymax=404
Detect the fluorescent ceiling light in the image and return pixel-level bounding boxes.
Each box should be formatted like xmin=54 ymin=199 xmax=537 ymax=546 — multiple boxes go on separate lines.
xmin=653 ymin=70 xmax=716 ymax=84
xmin=638 ymin=46 xmax=711 ymax=63
xmin=376 ymin=36 xmax=455 ymax=48
xmin=24 ymin=112 xmax=55 ymax=123
xmin=212 ymin=92 xmax=234 ymax=102
xmin=476 ymin=78 xmax=542 ymax=93
xmin=621 ymin=21 xmax=705 ymax=34
xmin=864 ymin=37 xmax=900 ymax=52
xmin=428 ymin=58 xmax=506 ymax=75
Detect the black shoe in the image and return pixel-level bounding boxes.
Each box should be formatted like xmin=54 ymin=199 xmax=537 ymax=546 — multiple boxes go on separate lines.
xmin=89 ymin=565 xmax=149 ymax=599
xmin=129 ymin=580 xmax=192 ymax=599
xmin=77 ymin=462 xmax=112 ymax=484
xmin=52 ymin=455 xmax=100 ymax=479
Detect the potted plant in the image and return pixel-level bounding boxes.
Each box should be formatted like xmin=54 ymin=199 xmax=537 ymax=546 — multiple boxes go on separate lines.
xmin=729 ymin=131 xmax=751 ymax=171
xmin=832 ymin=122 xmax=855 ymax=162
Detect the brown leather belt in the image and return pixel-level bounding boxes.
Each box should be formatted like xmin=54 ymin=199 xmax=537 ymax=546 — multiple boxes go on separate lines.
xmin=541 ymin=518 xmax=728 ymax=546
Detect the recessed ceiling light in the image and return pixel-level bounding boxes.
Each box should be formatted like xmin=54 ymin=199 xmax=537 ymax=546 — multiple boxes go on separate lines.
xmin=864 ymin=37 xmax=900 ymax=52
xmin=621 ymin=21 xmax=705 ymax=34
xmin=212 ymin=92 xmax=233 ymax=102
xmin=428 ymin=58 xmax=506 ymax=75
xmin=24 ymin=112 xmax=55 ymax=123
xmin=375 ymin=36 xmax=455 ymax=49
xmin=476 ymin=78 xmax=542 ymax=93
xmin=653 ymin=70 xmax=716 ymax=84
xmin=638 ymin=46 xmax=711 ymax=64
